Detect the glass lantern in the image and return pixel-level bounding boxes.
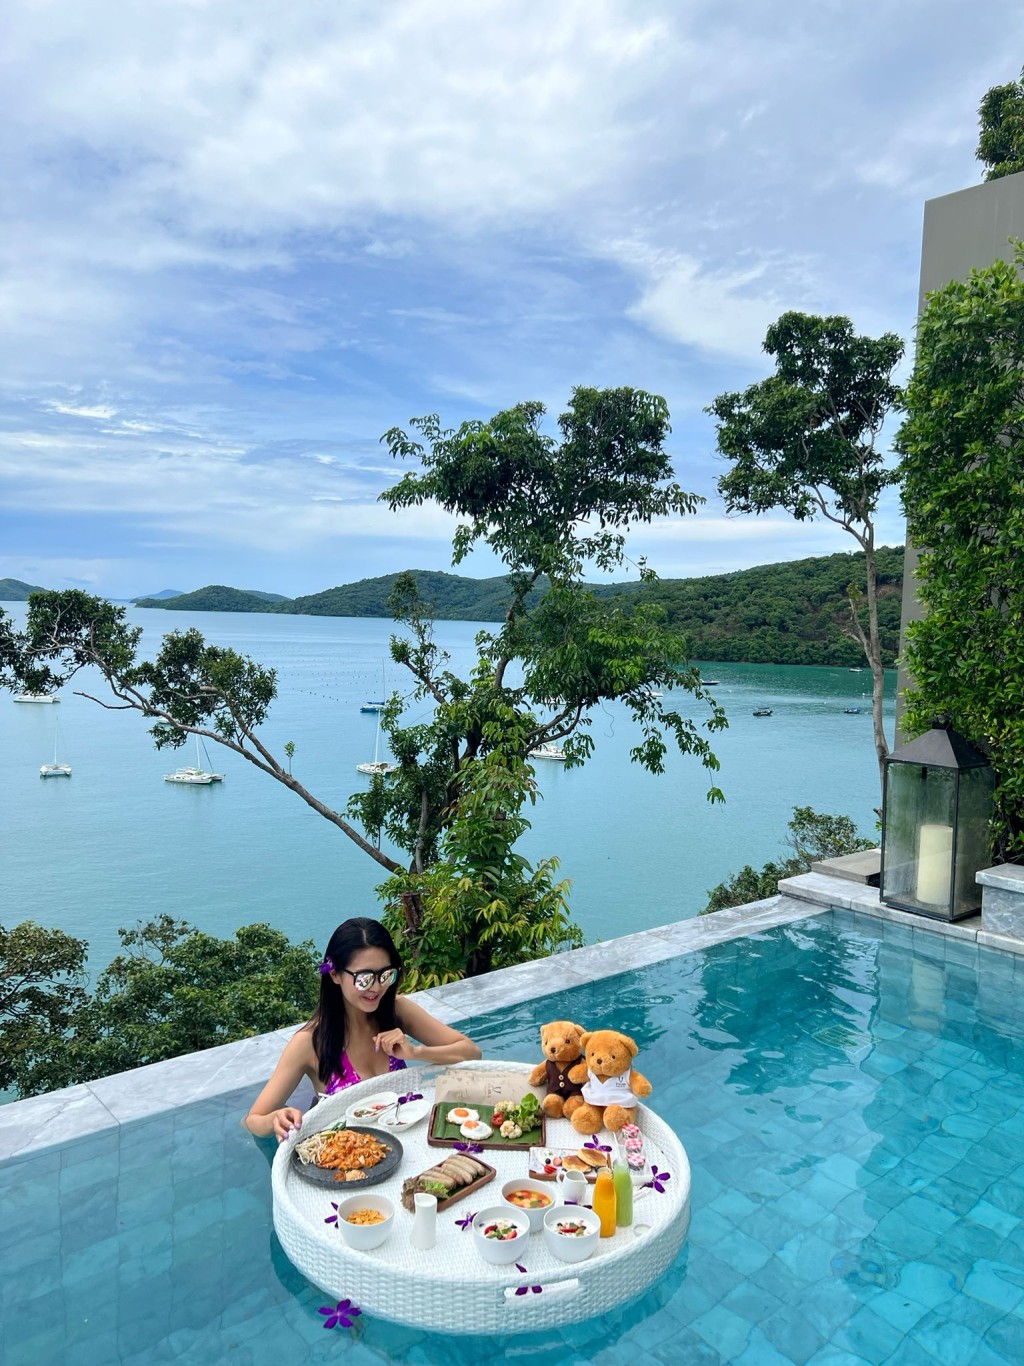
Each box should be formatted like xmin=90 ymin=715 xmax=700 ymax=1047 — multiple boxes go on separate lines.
xmin=880 ymin=718 xmax=995 ymax=922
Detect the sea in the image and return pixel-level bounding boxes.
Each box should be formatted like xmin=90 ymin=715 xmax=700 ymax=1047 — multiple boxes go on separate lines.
xmin=0 ymin=603 xmax=894 ymax=975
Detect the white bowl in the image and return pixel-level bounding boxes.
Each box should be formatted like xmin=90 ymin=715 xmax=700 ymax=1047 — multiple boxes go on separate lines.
xmin=334 ymin=1193 xmax=395 ymax=1251
xmin=345 ymin=1091 xmax=399 ymax=1126
xmin=500 ymin=1178 xmax=556 ymax=1233
xmin=471 ymin=1205 xmax=531 ymax=1265
xmin=542 ymin=1204 xmax=601 ymax=1263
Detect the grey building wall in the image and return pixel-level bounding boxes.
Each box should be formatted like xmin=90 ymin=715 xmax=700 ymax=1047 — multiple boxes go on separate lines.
xmin=897 ymin=171 xmax=1024 ymax=736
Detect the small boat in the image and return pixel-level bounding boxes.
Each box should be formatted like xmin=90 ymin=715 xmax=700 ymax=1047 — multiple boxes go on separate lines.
xmin=848 ymin=668 xmax=864 ymax=673
xmin=360 ymin=701 xmax=386 ymax=714
xmin=701 ymin=679 xmax=721 ymax=687
xmin=14 ymin=692 xmax=60 ymax=704
xmin=40 ymin=719 xmax=71 ymax=777
xmin=164 ymin=735 xmax=223 ymax=784
xmin=844 ymin=706 xmax=863 ymax=714
xmin=357 ymin=709 xmax=397 ymax=776
xmin=752 ymin=708 xmax=773 ymax=717
xmin=529 ymin=743 xmax=567 ymax=761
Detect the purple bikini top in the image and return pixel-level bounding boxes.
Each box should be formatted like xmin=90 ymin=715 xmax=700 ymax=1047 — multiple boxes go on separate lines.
xmin=324 ymin=1051 xmax=406 ymax=1096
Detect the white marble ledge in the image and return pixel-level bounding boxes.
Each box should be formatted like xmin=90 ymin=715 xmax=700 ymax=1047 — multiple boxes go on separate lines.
xmin=0 ymin=1083 xmax=117 ymax=1162
xmin=780 ymin=871 xmax=989 ymax=943
xmin=977 ymin=864 xmax=1024 ymax=892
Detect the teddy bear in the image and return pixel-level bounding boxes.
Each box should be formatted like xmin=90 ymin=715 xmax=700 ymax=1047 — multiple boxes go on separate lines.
xmin=567 ymin=1028 xmax=652 ymax=1134
xmin=527 ymin=1020 xmax=588 ymax=1119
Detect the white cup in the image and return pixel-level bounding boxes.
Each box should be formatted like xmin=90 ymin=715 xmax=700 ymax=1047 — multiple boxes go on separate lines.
xmin=555 ymin=1168 xmax=589 ymax=1204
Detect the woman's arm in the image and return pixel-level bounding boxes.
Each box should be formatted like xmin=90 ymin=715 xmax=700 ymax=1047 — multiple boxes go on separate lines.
xmin=243 ymin=1027 xmax=317 ymax=1140
xmin=375 ymin=997 xmax=481 ymax=1065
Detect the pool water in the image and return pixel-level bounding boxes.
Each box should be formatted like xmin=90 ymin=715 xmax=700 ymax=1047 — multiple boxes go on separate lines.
xmin=4 ymin=911 xmax=1024 ymax=1365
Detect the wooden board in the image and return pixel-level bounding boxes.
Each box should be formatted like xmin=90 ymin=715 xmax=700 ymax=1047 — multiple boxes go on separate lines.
xmin=426 ymin=1103 xmax=545 ymax=1152
xmin=527 ymin=1145 xmax=614 ymax=1183
xmin=400 ymin=1158 xmax=497 ymax=1213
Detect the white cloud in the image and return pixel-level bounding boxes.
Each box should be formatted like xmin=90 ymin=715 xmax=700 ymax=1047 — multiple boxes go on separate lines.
xmin=43 ymin=401 xmax=118 ymax=420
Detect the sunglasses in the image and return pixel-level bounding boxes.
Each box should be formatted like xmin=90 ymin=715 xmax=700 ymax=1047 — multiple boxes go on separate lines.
xmin=339 ymin=967 xmax=399 ymax=991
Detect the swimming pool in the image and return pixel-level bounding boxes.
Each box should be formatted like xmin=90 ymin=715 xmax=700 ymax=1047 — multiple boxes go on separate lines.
xmin=3 ymin=909 xmax=1024 ymax=1364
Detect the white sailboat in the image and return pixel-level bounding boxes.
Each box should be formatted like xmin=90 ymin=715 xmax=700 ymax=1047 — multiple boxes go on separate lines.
xmin=164 ymin=734 xmax=224 ymax=785
xmin=39 ymin=720 xmax=71 ymax=777
xmin=529 ymin=743 xmax=567 ymax=761
xmin=15 ymin=692 xmax=60 ymax=704
xmin=357 ymin=708 xmax=397 ymax=776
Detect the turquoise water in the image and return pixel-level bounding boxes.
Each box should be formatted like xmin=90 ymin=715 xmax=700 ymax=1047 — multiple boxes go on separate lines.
xmin=0 ymin=604 xmax=893 ymax=970
xmin=5 ymin=912 xmax=1024 ymax=1364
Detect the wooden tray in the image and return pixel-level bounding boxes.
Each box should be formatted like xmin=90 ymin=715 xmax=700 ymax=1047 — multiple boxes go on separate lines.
xmin=401 ymin=1158 xmax=497 ymax=1213
xmin=527 ymin=1144 xmax=616 ymax=1183
xmin=427 ymin=1102 xmax=545 ymax=1151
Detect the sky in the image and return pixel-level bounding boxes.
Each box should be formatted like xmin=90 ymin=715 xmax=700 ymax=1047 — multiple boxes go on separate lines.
xmin=1 ymin=0 xmax=1021 ymax=600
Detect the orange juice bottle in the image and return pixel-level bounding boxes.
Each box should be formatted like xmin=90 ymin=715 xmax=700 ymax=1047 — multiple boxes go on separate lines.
xmin=592 ymin=1167 xmax=616 ymax=1237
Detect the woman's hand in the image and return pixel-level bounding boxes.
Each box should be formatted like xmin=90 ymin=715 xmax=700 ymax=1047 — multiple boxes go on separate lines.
xmin=373 ymin=1028 xmax=419 ymax=1061
xmin=271 ymin=1106 xmax=304 ymax=1141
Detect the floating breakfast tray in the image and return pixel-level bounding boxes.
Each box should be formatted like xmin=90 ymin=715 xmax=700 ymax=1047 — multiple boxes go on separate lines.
xmin=427 ymin=1102 xmax=546 ymax=1151
xmin=273 ymin=1062 xmax=691 ymax=1336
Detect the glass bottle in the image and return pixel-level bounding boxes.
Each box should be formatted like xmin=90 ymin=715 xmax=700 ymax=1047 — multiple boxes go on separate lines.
xmin=613 ymin=1159 xmax=633 ymax=1227
xmin=592 ymin=1167 xmax=616 ymax=1237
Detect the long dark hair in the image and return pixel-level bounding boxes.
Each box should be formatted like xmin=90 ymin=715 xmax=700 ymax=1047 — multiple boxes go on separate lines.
xmin=311 ymin=918 xmax=403 ymax=1086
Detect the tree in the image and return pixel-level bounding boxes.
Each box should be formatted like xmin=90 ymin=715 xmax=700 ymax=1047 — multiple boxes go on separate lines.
xmin=707 ymin=312 xmax=904 ymax=790
xmin=0 ymin=922 xmax=89 ymax=1094
xmin=977 ymin=67 xmax=1024 ymax=182
xmin=1 ymin=387 xmax=727 ymax=983
xmin=2 ymin=917 xmax=321 ymax=1099
xmin=896 ymin=246 xmax=1024 ymax=861
xmin=702 ymin=806 xmax=875 ymax=914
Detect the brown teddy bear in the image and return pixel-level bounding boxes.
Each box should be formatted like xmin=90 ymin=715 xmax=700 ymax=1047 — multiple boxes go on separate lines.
xmin=567 ymin=1028 xmax=652 ymax=1134
xmin=527 ymin=1021 xmax=588 ymax=1119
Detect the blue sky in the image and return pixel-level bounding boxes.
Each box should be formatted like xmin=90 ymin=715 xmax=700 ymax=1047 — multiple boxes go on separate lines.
xmin=1 ymin=1 xmax=1020 ymax=599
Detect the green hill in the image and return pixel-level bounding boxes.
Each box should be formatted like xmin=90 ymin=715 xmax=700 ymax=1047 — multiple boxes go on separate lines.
xmin=131 ymin=548 xmax=905 ymax=667
xmin=134 ymin=585 xmax=290 ymax=612
xmin=0 ymin=577 xmax=46 ymax=601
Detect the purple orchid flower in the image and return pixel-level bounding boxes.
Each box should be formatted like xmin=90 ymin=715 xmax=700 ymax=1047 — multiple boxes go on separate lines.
xmin=455 ymin=1210 xmax=477 ymax=1230
xmin=397 ymin=1091 xmax=423 ymax=1106
xmin=642 ymin=1165 xmax=671 ymax=1193
xmin=324 ymin=1201 xmax=340 ymax=1226
xmin=584 ymin=1136 xmax=611 ymax=1153
xmin=454 ymin=1140 xmax=484 ymax=1155
xmin=514 ymin=1285 xmax=543 ymax=1296
xmin=318 ymin=1299 xmax=361 ymax=1330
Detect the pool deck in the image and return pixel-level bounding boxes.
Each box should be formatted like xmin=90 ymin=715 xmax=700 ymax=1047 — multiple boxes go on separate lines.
xmin=3 ymin=869 xmax=1019 ymax=1165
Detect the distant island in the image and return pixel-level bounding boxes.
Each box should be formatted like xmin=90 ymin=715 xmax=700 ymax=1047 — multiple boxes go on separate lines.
xmin=0 ymin=577 xmax=45 ymax=601
xmin=132 ymin=547 xmax=904 ymax=668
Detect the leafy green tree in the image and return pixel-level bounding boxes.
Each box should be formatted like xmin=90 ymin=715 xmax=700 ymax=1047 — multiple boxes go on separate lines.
xmin=702 ymin=805 xmax=874 ymax=914
xmin=977 ymin=67 xmax=1024 ymax=181
xmin=1 ymin=387 xmax=726 ymax=984
xmin=4 ymin=918 xmax=320 ymax=1098
xmin=707 ymin=312 xmax=904 ymax=789
xmin=0 ymin=922 xmax=90 ymax=1094
xmin=896 ymin=245 xmax=1024 ymax=861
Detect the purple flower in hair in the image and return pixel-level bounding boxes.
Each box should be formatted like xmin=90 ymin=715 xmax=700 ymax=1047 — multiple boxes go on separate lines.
xmin=318 ymin=958 xmax=334 ymax=976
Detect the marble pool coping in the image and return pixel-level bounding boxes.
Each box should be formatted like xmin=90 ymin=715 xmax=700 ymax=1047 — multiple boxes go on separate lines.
xmin=4 ymin=869 xmax=1019 ymax=1164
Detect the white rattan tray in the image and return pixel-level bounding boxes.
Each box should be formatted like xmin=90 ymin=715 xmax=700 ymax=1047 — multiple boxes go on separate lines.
xmin=272 ymin=1061 xmax=691 ymax=1334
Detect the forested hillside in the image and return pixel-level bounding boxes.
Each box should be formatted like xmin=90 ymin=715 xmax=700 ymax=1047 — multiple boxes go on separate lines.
xmin=131 ymin=547 xmax=904 ymax=667
xmin=0 ymin=577 xmax=45 ymax=601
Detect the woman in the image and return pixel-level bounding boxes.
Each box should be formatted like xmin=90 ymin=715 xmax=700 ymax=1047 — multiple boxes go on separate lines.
xmin=244 ymin=917 xmax=481 ymax=1140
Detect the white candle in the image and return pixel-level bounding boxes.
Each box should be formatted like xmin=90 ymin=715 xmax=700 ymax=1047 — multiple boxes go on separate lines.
xmin=916 ymin=822 xmax=953 ymax=906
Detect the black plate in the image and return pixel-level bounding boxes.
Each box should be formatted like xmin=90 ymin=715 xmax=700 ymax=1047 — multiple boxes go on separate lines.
xmin=290 ymin=1124 xmax=404 ymax=1188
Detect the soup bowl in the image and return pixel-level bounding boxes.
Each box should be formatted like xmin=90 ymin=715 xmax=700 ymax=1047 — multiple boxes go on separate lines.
xmin=500 ymin=1178 xmax=556 ymax=1233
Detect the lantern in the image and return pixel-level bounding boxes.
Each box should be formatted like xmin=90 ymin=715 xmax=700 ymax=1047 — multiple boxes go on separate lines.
xmin=880 ymin=718 xmax=995 ymax=922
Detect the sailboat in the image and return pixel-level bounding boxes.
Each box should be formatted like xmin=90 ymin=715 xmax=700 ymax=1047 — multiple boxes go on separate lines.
xmin=357 ymin=708 xmax=397 ymax=775
xmin=164 ymin=734 xmax=224 ymax=785
xmin=39 ymin=719 xmax=71 ymax=777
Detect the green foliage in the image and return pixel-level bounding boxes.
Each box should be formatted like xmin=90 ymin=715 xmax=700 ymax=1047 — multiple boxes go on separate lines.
xmin=897 ymin=245 xmax=1024 ymax=860
xmin=708 ymin=312 xmax=905 ymax=782
xmin=0 ymin=922 xmax=90 ymax=1094
xmin=2 ymin=918 xmax=320 ymax=1098
xmin=379 ymin=752 xmax=582 ymax=988
xmin=977 ymin=67 xmax=1024 ymax=181
xmin=702 ymin=806 xmax=875 ymax=914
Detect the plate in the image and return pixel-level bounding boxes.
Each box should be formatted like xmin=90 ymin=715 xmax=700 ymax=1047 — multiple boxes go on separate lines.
xmin=291 ymin=1125 xmax=404 ymax=1189
xmin=379 ymin=1097 xmax=430 ymax=1132
xmin=427 ymin=1103 xmax=546 ymax=1151
xmin=345 ymin=1091 xmax=400 ymax=1126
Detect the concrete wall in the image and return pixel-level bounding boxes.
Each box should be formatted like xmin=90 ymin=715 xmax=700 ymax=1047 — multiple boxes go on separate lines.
xmin=897 ymin=171 xmax=1024 ymax=736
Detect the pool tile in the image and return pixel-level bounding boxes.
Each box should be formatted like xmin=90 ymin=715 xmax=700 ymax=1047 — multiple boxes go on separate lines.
xmin=690 ymin=1303 xmax=753 ymax=1359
